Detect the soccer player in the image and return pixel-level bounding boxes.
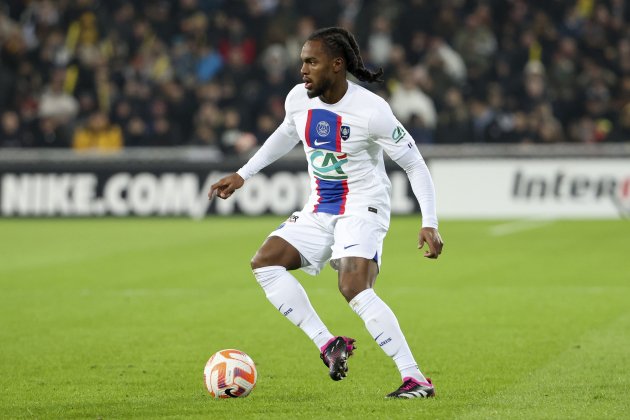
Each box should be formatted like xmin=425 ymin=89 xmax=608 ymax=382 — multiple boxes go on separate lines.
xmin=209 ymin=27 xmax=443 ymax=399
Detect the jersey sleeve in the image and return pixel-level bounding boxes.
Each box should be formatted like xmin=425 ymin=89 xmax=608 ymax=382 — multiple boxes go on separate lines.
xmin=368 ymin=100 xmax=439 ymax=228
xmin=368 ymin=99 xmax=414 ymax=161
xmin=392 ymin=144 xmax=438 ymax=228
xmin=237 ymin=88 xmax=301 ymax=180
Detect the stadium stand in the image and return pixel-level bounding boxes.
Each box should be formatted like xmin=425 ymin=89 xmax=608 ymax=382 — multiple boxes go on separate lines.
xmin=1 ymin=0 xmax=629 ymax=155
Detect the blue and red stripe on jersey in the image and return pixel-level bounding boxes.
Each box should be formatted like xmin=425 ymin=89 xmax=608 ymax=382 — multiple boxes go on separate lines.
xmin=305 ymin=109 xmax=342 ymax=152
xmin=306 ymin=109 xmax=348 ymax=214
xmin=314 ymin=178 xmax=349 ymax=215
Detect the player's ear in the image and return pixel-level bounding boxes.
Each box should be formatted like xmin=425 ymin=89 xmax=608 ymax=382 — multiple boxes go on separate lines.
xmin=332 ymin=56 xmax=344 ymax=73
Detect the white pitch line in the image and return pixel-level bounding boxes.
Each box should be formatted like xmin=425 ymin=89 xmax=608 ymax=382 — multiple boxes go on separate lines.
xmin=489 ymin=219 xmax=556 ymax=237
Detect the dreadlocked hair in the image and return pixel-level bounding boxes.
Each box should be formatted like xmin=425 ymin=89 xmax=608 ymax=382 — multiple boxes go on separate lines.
xmin=307 ymin=27 xmax=384 ymax=83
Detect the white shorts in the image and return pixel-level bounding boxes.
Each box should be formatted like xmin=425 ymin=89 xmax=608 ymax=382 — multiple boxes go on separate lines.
xmin=269 ymin=211 xmax=387 ymax=275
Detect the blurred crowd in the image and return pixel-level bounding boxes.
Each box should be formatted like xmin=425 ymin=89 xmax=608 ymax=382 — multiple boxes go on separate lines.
xmin=1 ymin=0 xmax=630 ymax=154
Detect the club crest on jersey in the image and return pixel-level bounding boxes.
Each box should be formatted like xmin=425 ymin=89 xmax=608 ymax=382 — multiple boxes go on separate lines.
xmin=306 ymin=109 xmax=342 ymax=151
xmin=316 ymin=121 xmax=330 ymax=137
xmin=340 ymin=125 xmax=351 ymax=140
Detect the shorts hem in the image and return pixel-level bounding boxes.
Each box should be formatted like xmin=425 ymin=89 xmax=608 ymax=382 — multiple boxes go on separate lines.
xmin=268 ymin=232 xmax=325 ymax=276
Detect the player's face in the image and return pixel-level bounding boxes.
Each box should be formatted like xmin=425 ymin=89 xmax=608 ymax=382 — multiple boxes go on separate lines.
xmin=300 ymin=40 xmax=336 ymax=99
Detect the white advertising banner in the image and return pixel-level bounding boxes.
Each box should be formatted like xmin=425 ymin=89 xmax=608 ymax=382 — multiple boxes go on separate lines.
xmin=430 ymin=159 xmax=630 ymax=219
xmin=0 ymin=170 xmax=417 ymax=217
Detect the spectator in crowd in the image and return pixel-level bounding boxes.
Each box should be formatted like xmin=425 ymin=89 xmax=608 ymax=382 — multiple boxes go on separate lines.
xmin=0 ymin=111 xmax=22 ymax=147
xmin=366 ymin=15 xmax=394 ymax=68
xmin=609 ymin=103 xmax=630 ymax=142
xmin=390 ymin=67 xmax=437 ymax=133
xmin=1 ymin=0 xmax=630 ymax=151
xmin=436 ymin=87 xmax=471 ymax=144
xmin=72 ymin=110 xmax=123 ymax=151
xmin=38 ymin=68 xmax=79 ymax=123
xmin=453 ymin=4 xmax=497 ymax=86
xmin=220 ymin=107 xmax=246 ymax=153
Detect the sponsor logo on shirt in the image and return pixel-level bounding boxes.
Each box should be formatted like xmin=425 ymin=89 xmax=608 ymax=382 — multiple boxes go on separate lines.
xmin=392 ymin=125 xmax=406 ymax=142
xmin=309 ymin=150 xmax=348 ymax=180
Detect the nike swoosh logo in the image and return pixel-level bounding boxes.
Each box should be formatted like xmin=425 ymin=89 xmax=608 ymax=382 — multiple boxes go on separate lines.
xmin=344 ymin=244 xmax=359 ymax=249
xmin=313 ymin=139 xmax=330 ymax=146
xmin=278 ymin=304 xmax=284 ymax=312
xmin=225 ymin=388 xmax=237 ymax=398
xmin=374 ymin=332 xmax=384 ymax=341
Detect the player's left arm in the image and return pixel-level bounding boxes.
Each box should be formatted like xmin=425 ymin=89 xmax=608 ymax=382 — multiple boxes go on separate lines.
xmin=391 ymin=144 xmax=444 ymax=259
xmin=370 ymin=105 xmax=444 ymax=259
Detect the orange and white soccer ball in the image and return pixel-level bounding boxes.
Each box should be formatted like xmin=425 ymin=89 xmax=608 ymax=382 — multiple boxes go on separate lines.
xmin=204 ymin=349 xmax=257 ymax=398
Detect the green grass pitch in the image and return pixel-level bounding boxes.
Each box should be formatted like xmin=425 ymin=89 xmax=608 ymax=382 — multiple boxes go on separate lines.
xmin=1 ymin=217 xmax=629 ymax=419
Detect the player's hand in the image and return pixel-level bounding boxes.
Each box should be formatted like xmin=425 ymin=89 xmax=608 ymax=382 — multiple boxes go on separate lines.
xmin=209 ymin=173 xmax=245 ymax=200
xmin=418 ymin=227 xmax=444 ymax=259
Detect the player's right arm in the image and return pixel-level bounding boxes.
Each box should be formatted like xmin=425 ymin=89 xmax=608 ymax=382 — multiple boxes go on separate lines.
xmin=208 ymin=126 xmax=300 ymax=199
xmin=209 ymin=173 xmax=244 ymax=200
xmin=209 ymin=87 xmax=302 ymax=200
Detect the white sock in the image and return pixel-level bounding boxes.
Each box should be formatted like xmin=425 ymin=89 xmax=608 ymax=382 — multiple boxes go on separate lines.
xmin=253 ymin=266 xmax=334 ymax=350
xmin=349 ymin=288 xmax=427 ymax=383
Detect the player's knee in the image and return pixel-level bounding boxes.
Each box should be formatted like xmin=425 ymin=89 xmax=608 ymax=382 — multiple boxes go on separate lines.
xmin=338 ymin=281 xmax=367 ymax=302
xmin=250 ymin=248 xmax=280 ymax=270
xmin=250 ymin=252 xmax=268 ymax=270
xmin=337 ymin=258 xmax=376 ymax=302
xmin=251 ymin=238 xmax=302 ymax=270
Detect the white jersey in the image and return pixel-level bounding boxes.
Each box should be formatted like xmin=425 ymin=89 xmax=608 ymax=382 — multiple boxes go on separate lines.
xmin=237 ymin=81 xmax=438 ymax=229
